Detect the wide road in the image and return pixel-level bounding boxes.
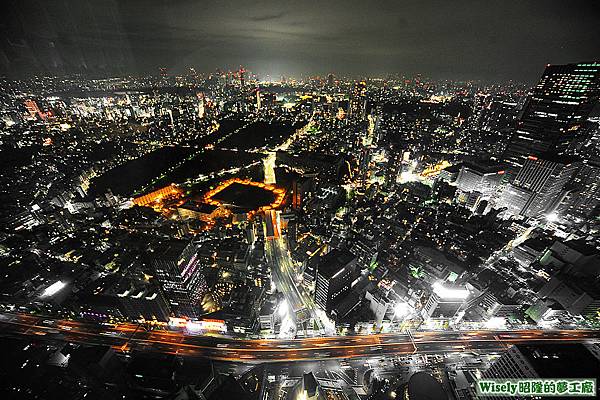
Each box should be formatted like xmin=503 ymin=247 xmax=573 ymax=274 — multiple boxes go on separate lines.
xmin=262 ymin=118 xmax=328 ymax=335
xmin=265 ymin=237 xmax=330 ymax=336
xmin=265 ymin=238 xmax=305 ymax=317
xmin=1 ymin=313 xmax=598 ymax=363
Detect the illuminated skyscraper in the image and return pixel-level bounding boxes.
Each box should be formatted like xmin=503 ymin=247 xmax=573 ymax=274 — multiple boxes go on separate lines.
xmin=384 ymin=148 xmax=403 ymax=189
xmin=357 ymin=147 xmax=371 ymax=186
xmin=151 ymin=240 xmax=207 ymax=318
xmin=503 ymin=62 xmax=600 ymax=167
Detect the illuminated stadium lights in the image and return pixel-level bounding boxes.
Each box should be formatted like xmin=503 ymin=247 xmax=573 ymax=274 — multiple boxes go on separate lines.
xmin=432 ymin=282 xmax=469 ymax=299
xmin=42 ymin=281 xmax=66 ymax=297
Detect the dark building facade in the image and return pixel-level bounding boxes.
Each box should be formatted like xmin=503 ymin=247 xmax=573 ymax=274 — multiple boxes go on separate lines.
xmin=314 ymin=249 xmax=357 ymax=313
xmin=482 ymin=343 xmax=600 ymax=399
xmin=115 ymin=281 xmax=171 ymax=322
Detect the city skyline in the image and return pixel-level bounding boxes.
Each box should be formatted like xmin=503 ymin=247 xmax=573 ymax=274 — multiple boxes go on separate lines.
xmin=1 ymin=0 xmax=599 ymax=81
xmin=1 ymin=55 xmax=599 ymax=399
xmin=1 ymin=1 xmax=600 ymax=399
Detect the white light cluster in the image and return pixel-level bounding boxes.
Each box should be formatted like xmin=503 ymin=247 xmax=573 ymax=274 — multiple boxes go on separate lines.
xmin=432 ymin=282 xmax=469 ymax=299
xmin=394 ymin=302 xmax=410 ymax=318
xmin=42 ymin=281 xmax=66 ymax=297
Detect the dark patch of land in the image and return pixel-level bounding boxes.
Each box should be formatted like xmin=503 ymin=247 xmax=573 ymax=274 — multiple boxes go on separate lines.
xmin=212 ymin=182 xmax=276 ymax=211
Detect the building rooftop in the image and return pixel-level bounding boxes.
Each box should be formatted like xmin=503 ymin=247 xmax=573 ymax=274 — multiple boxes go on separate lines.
xmin=317 ymin=249 xmax=356 ymax=279
xmin=530 ymin=152 xmax=579 ymax=165
xmin=516 ymin=343 xmax=600 ymax=378
xmin=154 ymin=240 xmax=188 ymax=261
xmin=463 ymin=160 xmax=506 ymax=174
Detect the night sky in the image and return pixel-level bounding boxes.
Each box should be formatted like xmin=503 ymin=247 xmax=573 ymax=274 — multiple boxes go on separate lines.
xmin=2 ymin=0 xmax=599 ymax=81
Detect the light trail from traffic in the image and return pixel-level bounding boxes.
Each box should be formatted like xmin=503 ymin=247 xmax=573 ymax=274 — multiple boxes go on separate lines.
xmin=1 ymin=313 xmax=598 ymax=363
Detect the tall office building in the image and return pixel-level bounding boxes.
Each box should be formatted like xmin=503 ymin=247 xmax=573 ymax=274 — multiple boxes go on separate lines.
xmin=238 ymin=66 xmax=246 ymax=86
xmin=503 ymin=62 xmax=600 ymax=167
xmin=496 ymin=183 xmax=533 ymax=216
xmin=349 ymin=234 xmax=379 ymax=271
xmin=497 ymin=155 xmax=579 ymax=218
xmin=314 ymin=249 xmax=357 ymax=313
xmin=151 ymin=240 xmax=207 ymax=318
